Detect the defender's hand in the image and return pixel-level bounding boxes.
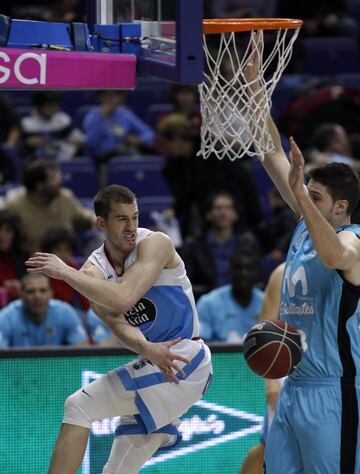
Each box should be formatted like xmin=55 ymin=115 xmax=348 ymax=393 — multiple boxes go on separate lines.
xmin=288 ymin=137 xmax=307 ymax=198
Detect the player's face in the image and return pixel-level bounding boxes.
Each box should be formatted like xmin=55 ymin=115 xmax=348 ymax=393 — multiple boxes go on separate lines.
xmin=101 ymin=200 xmax=139 ymax=253
xmin=307 ymin=179 xmax=337 ymax=222
xmin=21 ymin=276 xmax=52 ymax=320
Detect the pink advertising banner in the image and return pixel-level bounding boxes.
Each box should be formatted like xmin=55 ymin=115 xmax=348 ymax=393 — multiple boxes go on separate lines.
xmin=0 ymin=48 xmax=137 ymax=89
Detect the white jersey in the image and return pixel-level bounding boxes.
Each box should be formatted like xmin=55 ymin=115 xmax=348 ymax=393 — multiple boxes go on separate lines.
xmin=87 ymin=228 xmax=211 ymax=438
xmin=88 ymin=228 xmax=200 ymax=342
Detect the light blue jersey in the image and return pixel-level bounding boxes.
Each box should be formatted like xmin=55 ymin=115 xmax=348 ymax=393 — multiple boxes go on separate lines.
xmin=88 ymin=228 xmax=200 ymax=343
xmin=0 ymin=299 xmax=87 ymax=347
xmin=265 ymin=219 xmax=360 ymax=474
xmin=280 ymin=219 xmax=360 ymax=379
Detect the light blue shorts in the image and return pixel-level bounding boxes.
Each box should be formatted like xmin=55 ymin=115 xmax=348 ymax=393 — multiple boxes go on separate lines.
xmin=264 ymin=377 xmax=360 ymax=474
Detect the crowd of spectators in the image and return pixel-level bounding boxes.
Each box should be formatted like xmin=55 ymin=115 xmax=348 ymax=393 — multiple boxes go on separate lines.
xmin=0 ymin=0 xmax=359 ymax=348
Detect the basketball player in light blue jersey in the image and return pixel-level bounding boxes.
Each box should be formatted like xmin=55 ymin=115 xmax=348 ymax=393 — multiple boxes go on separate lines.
xmin=267 ymin=147 xmax=360 ymax=474
xmin=243 ymin=53 xmax=360 ymax=473
xmin=26 ymin=184 xmax=212 ymax=474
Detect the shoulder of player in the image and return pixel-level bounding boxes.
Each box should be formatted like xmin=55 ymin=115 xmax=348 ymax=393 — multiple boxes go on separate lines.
xmin=79 ymin=259 xmax=105 ymax=279
xmin=338 ymin=228 xmax=360 ymax=239
xmin=338 ymin=229 xmax=360 ymax=252
xmin=138 ymin=231 xmax=173 ymax=252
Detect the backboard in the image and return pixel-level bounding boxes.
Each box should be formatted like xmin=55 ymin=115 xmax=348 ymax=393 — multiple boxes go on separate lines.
xmin=99 ymin=0 xmax=204 ymax=83
xmin=0 ymin=0 xmax=203 ymax=90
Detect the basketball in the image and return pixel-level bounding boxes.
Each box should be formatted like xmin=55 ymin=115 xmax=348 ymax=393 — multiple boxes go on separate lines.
xmin=243 ymin=320 xmax=303 ymax=379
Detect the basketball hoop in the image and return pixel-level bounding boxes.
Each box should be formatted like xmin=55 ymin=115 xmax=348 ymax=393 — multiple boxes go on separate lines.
xmin=198 ymin=18 xmax=303 ymax=161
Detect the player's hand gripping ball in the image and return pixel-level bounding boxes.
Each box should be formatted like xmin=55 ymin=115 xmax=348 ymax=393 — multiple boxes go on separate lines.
xmin=243 ymin=320 xmax=306 ymax=379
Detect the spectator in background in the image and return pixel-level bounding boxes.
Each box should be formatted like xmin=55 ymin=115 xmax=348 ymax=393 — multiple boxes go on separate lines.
xmin=83 ymin=90 xmax=155 ymax=163
xmin=0 ymin=93 xmax=21 ymax=184
xmin=40 ymin=227 xmax=90 ymax=311
xmin=0 ymin=210 xmax=28 ymax=308
xmin=169 ymin=84 xmax=201 ymax=132
xmin=307 ymin=123 xmax=357 ymax=168
xmin=85 ymin=308 xmax=115 ymax=346
xmin=157 ymin=114 xmax=266 ymax=239
xmin=5 ymin=159 xmax=95 ymax=254
xmin=0 ymin=273 xmax=88 ymax=348
xmin=267 ymin=188 xmax=298 ymax=262
xmin=197 ymin=251 xmax=264 ymax=342
xmin=181 ymin=191 xmax=260 ymax=298
xmin=21 ymin=91 xmax=84 ymax=162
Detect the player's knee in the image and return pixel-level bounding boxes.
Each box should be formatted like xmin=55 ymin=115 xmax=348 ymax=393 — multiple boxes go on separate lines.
xmin=63 ymin=391 xmax=92 ymax=428
xmin=103 ymin=434 xmax=166 ymax=474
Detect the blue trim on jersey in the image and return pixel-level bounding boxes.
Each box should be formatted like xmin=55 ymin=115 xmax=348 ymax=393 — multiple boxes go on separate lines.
xmin=115 ymin=346 xmax=206 ymax=390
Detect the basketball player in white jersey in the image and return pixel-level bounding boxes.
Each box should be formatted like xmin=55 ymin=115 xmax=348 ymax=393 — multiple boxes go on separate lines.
xmin=26 ymin=184 xmax=212 ymax=474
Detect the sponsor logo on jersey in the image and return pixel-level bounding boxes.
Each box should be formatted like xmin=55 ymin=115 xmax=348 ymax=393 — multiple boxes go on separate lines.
xmin=281 ymin=263 xmax=315 ymax=317
xmin=123 ymin=297 xmax=156 ymax=327
xmin=283 ymin=264 xmax=308 ymax=297
xmin=132 ymin=358 xmax=150 ymax=370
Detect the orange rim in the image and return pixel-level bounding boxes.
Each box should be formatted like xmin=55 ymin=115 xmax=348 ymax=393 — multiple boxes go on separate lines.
xmin=203 ymin=18 xmax=303 ymax=35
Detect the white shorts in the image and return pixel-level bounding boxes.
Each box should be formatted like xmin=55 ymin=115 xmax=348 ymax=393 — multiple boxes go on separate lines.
xmin=64 ymin=338 xmax=212 ymax=448
xmin=114 ymin=339 xmax=212 ymax=435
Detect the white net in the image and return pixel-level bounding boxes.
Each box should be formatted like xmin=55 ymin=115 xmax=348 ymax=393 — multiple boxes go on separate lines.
xmin=198 ymin=26 xmax=301 ymax=161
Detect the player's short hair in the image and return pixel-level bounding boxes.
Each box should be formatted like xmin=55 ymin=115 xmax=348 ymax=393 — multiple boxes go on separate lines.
xmin=308 ymin=163 xmax=360 ymax=215
xmin=94 ymin=184 xmax=136 ymax=218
